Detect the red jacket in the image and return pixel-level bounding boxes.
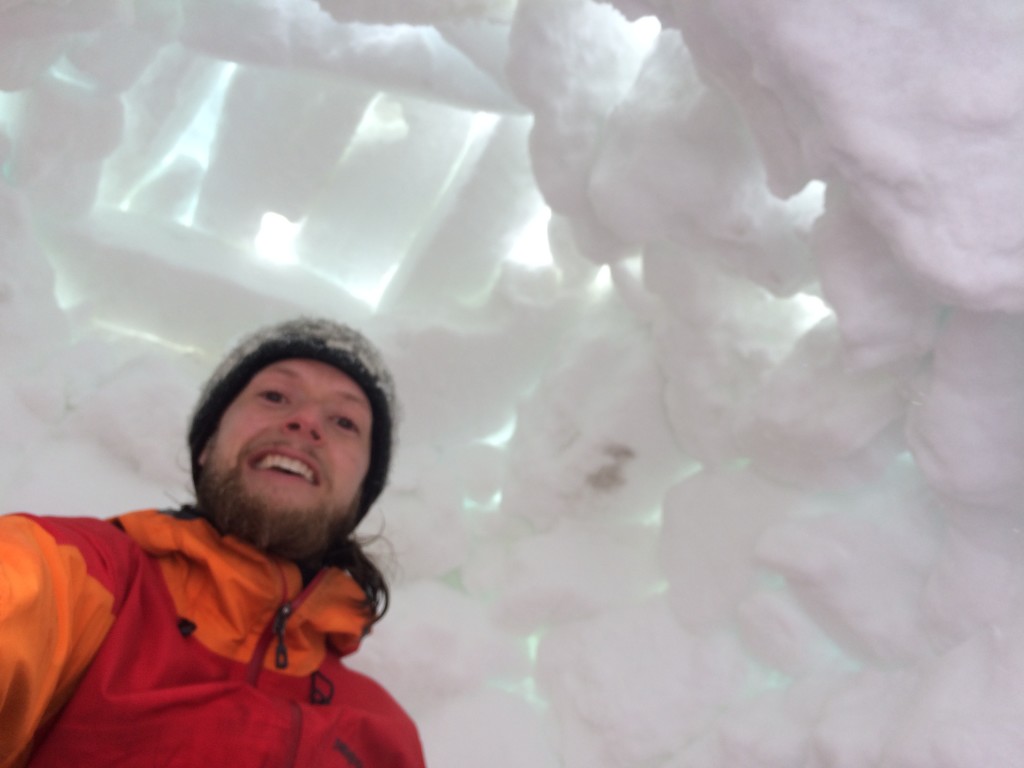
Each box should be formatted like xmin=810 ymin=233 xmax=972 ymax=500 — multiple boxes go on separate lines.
xmin=0 ymin=509 xmax=426 ymax=767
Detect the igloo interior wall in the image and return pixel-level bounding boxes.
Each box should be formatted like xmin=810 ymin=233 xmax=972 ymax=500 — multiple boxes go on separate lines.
xmin=4 ymin=1 xmax=1024 ymax=766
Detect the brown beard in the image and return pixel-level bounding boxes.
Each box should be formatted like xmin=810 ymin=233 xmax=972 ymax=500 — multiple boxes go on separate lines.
xmin=195 ymin=458 xmax=358 ymax=568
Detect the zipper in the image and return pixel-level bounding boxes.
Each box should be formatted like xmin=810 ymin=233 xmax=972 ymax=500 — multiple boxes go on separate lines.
xmin=273 ymin=602 xmax=293 ymax=669
xmin=246 ymin=568 xmax=326 ymax=685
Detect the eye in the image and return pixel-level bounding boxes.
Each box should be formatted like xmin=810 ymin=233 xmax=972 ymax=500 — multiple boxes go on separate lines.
xmin=260 ymin=389 xmax=286 ymax=404
xmin=333 ymin=415 xmax=359 ymax=433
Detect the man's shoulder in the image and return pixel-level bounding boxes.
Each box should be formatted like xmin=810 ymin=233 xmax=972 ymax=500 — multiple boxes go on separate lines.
xmin=27 ymin=509 xmax=183 ymax=550
xmin=8 ymin=512 xmax=151 ymax=603
xmin=328 ymin=659 xmax=417 ymax=722
xmin=18 ymin=511 xmax=136 ymax=546
xmin=327 ymin=662 xmax=425 ymax=764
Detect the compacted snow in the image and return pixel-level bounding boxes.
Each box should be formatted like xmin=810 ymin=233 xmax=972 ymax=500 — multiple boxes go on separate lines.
xmin=3 ymin=0 xmax=1024 ymax=765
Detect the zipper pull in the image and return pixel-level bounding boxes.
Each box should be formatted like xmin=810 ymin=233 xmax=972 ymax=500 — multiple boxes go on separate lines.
xmin=273 ymin=603 xmax=293 ymax=669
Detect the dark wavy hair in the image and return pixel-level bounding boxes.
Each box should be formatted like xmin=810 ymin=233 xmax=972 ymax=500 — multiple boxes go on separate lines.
xmin=325 ymin=532 xmax=390 ymax=627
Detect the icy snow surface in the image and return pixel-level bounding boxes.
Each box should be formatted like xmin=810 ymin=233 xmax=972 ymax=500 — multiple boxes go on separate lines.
xmin=3 ymin=0 xmax=1024 ymax=765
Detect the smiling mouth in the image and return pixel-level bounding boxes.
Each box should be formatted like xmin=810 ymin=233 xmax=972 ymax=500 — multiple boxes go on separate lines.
xmin=254 ymin=453 xmax=318 ymax=485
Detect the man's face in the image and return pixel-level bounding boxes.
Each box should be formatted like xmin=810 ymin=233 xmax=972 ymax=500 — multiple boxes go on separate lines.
xmin=196 ymin=358 xmax=373 ymax=564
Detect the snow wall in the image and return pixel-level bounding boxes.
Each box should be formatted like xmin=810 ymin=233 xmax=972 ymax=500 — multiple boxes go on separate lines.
xmin=3 ymin=1 xmax=1024 ymax=765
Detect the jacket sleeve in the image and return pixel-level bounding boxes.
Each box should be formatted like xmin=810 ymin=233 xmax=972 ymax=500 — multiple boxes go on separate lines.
xmin=0 ymin=514 xmax=131 ymax=768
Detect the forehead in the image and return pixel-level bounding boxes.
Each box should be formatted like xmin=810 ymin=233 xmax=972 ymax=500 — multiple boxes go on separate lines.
xmin=251 ymin=358 xmax=370 ymax=407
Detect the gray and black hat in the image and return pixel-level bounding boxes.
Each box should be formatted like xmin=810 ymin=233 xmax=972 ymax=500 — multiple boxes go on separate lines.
xmin=188 ymin=317 xmax=397 ymax=524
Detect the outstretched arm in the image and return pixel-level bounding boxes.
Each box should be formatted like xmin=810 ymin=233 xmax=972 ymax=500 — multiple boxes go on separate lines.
xmin=0 ymin=515 xmax=124 ymax=768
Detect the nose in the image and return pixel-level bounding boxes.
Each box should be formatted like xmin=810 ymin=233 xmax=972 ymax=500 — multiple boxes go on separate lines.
xmin=283 ymin=405 xmax=323 ymax=442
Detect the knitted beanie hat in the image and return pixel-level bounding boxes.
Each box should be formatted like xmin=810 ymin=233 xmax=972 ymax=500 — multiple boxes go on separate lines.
xmin=188 ymin=317 xmax=397 ymax=524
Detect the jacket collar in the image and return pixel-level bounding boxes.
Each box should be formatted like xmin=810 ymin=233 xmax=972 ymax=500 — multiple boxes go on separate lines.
xmin=116 ymin=508 xmax=369 ymax=673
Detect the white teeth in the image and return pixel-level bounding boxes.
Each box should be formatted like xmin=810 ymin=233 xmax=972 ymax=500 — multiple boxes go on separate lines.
xmin=256 ymin=454 xmax=315 ymax=483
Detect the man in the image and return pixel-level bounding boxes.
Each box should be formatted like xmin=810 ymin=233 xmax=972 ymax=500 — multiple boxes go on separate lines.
xmin=0 ymin=317 xmax=426 ymax=767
